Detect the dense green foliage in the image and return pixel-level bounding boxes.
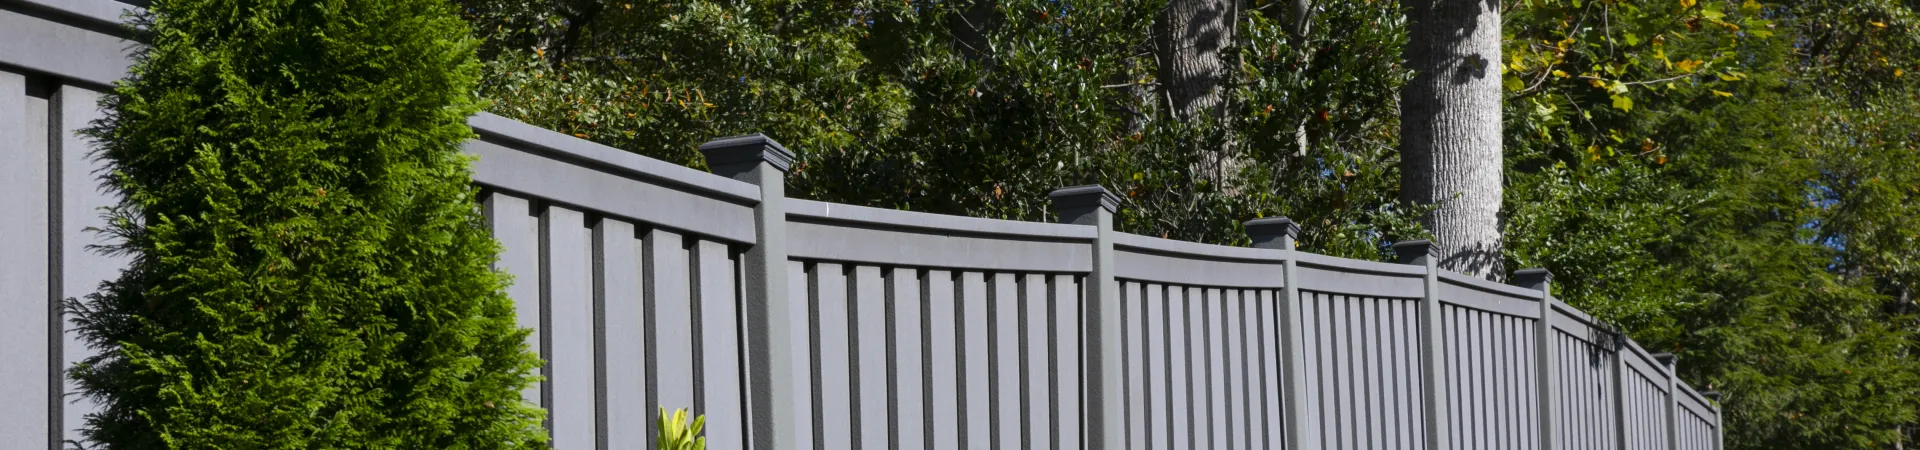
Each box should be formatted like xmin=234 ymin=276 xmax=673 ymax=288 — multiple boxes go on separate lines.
xmin=70 ymin=0 xmax=547 ymax=446
xmin=462 ymin=0 xmax=1425 ymax=259
xmin=465 ymin=0 xmax=1920 ymax=447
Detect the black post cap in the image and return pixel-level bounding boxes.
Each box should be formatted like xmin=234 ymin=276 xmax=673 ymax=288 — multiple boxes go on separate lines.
xmin=1392 ymin=240 xmax=1440 ymax=265
xmin=1245 ymin=217 xmax=1301 ymax=250
xmin=1513 ymin=268 xmax=1554 ymax=293
xmin=700 ymin=134 xmax=795 ymax=176
xmin=1048 ymin=185 xmax=1121 ymax=214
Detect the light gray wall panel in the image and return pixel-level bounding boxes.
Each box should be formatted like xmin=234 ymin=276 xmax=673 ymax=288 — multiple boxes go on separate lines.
xmin=647 ymin=229 xmax=696 ymax=435
xmin=1303 ymin=291 xmax=1328 ymax=446
xmin=0 ymin=70 xmax=50 ymax=449
xmin=467 ymin=139 xmax=756 ymax=244
xmin=544 ymin=206 xmax=596 ymax=449
xmin=1147 ymin=284 xmax=1172 ymax=450
xmin=486 ymin=193 xmax=543 ymax=407
xmin=927 ymin=270 xmax=961 ymax=450
xmin=854 ymin=265 xmax=889 ymax=450
xmin=1022 ymin=275 xmax=1053 ymax=450
xmin=786 ymin=220 xmax=1090 ymax=273
xmin=1052 ymin=274 xmax=1082 ymax=450
xmin=595 ymin=218 xmax=648 ymax=450
xmin=1123 ymin=282 xmax=1149 ymax=450
xmin=57 ymin=86 xmax=115 ymax=447
xmin=893 ymin=268 xmax=928 ymax=450
xmin=992 ymin=273 xmax=1022 ymax=450
xmin=1205 ymin=289 xmax=1229 ymax=450
xmin=960 ymin=271 xmax=991 ymax=450
xmin=1225 ymin=291 xmax=1249 ymax=450
xmin=811 ymin=263 xmax=854 ymax=450
xmin=785 ymin=260 xmax=818 ymax=450
xmin=697 ymin=240 xmax=745 ymax=450
xmin=1169 ymin=286 xmax=1194 ymax=450
xmin=1256 ymin=289 xmax=1286 ymax=450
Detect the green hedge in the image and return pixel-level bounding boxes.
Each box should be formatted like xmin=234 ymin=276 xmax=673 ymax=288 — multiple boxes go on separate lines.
xmin=67 ymin=0 xmax=547 ymax=446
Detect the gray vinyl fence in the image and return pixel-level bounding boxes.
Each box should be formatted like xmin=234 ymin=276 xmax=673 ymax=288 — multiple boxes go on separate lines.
xmin=0 ymin=1 xmax=1724 ymax=449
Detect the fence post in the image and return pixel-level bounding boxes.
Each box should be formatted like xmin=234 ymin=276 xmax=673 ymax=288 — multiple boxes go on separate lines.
xmin=1514 ymin=268 xmax=1556 ymax=450
xmin=1246 ymin=218 xmax=1313 ymax=448
xmin=1654 ymin=353 xmax=1679 ymax=450
xmin=700 ymin=135 xmax=798 ymax=450
xmin=1392 ymin=240 xmax=1450 ymax=450
xmin=1049 ymin=185 xmax=1123 ymax=450
xmin=1703 ymin=391 xmax=1723 ymax=450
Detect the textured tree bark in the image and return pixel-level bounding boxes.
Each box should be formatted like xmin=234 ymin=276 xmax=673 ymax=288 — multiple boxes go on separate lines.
xmin=1154 ymin=0 xmax=1240 ymax=184
xmin=1399 ymin=0 xmax=1505 ymax=280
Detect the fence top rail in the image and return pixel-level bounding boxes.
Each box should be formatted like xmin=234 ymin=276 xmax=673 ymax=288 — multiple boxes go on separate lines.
xmin=1675 ymin=378 xmax=1720 ymax=416
xmin=468 ymin=113 xmax=761 ymax=205
xmin=787 ymin=198 xmax=1095 ymax=242
xmin=1438 ymin=270 xmax=1543 ymax=301
xmin=1111 ymin=231 xmax=1285 ymax=263
xmin=1550 ymin=297 xmax=1604 ymax=328
xmin=6 ymin=0 xmax=134 ymax=29
xmin=1293 ymin=250 xmax=1428 ymax=278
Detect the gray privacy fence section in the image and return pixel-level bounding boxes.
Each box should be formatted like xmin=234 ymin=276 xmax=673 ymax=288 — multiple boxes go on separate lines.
xmin=0 ymin=1 xmax=1723 ymax=449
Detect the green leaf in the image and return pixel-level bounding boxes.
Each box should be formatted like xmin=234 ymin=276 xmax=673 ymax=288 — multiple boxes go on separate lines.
xmin=1611 ymin=94 xmax=1635 ymax=112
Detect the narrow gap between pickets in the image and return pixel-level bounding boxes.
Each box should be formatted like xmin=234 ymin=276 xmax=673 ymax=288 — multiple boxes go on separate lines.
xmin=845 ymin=264 xmax=863 ymax=449
xmin=536 ymin=201 xmax=555 ymax=436
xmin=1015 ymin=274 xmax=1033 ymax=450
xmin=953 ymin=271 xmax=971 ymax=450
xmin=688 ymin=235 xmax=708 ymax=418
xmin=884 ymin=266 xmax=902 ymax=450
xmin=806 ymin=262 xmax=826 ymax=450
xmin=590 ymin=217 xmax=609 ymax=450
xmin=46 ymin=85 xmax=67 ymax=450
xmin=919 ymin=269 xmax=937 ymax=450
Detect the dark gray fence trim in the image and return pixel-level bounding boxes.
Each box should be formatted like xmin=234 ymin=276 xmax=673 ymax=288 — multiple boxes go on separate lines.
xmin=787 ymin=198 xmax=1093 ymax=241
xmin=471 ymin=114 xmax=761 ymax=203
xmin=1440 ymin=270 xmax=1546 ymax=302
xmin=467 ymin=117 xmax=760 ymax=245
xmin=1112 ymin=232 xmax=1285 ymax=289
xmin=1050 ymin=186 xmax=1126 ymax=450
xmin=786 ymin=199 xmax=1094 ymax=273
xmin=1437 ymin=280 xmax=1543 ymax=319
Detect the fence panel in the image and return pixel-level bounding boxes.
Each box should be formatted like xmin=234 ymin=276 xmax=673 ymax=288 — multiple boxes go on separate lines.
xmin=1437 ymin=274 xmax=1544 ymax=450
xmin=1550 ymin=304 xmax=1622 ymax=450
xmin=0 ymin=8 xmax=1728 ymax=449
xmin=472 ymin=116 xmax=763 ymax=450
xmin=1113 ymin=232 xmax=1292 ymax=450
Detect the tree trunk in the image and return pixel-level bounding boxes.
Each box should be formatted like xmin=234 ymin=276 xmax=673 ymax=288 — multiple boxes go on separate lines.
xmin=1399 ymin=0 xmax=1505 ymax=279
xmin=1155 ymin=0 xmax=1240 ymax=185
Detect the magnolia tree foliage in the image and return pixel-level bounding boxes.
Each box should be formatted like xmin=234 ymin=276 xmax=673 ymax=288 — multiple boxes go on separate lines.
xmin=69 ymin=0 xmax=547 ymax=446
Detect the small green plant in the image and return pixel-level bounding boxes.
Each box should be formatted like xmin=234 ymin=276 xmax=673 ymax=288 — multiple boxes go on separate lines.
xmin=658 ymin=407 xmax=707 ymax=450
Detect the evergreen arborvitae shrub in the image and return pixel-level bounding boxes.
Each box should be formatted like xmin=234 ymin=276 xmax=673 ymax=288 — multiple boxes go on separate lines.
xmin=69 ymin=0 xmax=547 ymax=446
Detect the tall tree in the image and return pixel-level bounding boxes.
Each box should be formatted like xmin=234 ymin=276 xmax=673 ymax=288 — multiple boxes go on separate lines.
xmin=1154 ymin=0 xmax=1240 ymax=186
xmin=68 ymin=0 xmax=546 ymax=446
xmin=1400 ymin=0 xmax=1505 ymax=279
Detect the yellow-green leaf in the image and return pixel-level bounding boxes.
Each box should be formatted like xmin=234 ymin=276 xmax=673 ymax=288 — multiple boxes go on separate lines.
xmin=1611 ymin=94 xmax=1634 ymax=112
